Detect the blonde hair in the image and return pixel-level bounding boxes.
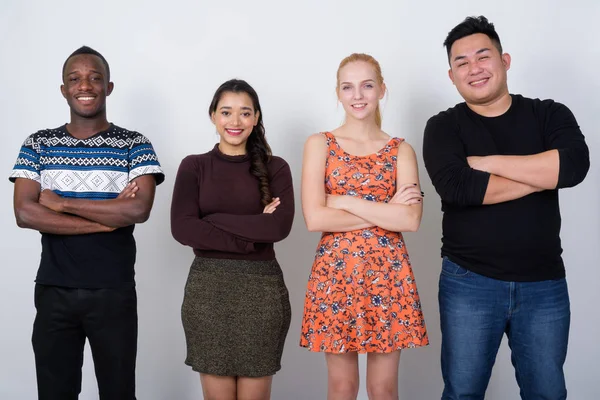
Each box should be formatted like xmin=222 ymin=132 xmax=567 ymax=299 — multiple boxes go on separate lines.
xmin=336 ymin=53 xmax=385 ymax=128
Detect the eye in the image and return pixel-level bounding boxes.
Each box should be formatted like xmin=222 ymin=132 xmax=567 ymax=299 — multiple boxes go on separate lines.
xmin=364 ymin=84 xmax=373 ymax=89
xmin=69 ymin=77 xmax=79 ymax=82
xmin=479 ymin=56 xmax=489 ymax=61
xmin=458 ymin=62 xmax=467 ymax=67
xmin=242 ymin=112 xmax=252 ymax=117
xmin=221 ymin=111 xmax=230 ymax=116
xmin=342 ymin=86 xmax=351 ymax=91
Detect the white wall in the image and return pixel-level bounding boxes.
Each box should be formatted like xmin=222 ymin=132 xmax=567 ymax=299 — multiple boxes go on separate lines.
xmin=1 ymin=0 xmax=598 ymax=399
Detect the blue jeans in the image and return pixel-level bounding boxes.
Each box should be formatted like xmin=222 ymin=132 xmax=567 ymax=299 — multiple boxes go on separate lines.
xmin=439 ymin=257 xmax=570 ymax=400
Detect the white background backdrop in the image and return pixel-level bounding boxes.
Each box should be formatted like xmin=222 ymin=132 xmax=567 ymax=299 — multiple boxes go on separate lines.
xmin=1 ymin=1 xmax=598 ymax=399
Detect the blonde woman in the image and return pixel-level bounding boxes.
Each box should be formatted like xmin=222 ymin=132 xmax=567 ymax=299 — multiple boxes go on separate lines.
xmin=300 ymin=54 xmax=429 ymax=400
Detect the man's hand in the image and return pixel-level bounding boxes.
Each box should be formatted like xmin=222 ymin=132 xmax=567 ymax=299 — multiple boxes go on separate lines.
xmin=39 ymin=189 xmax=65 ymax=213
xmin=467 ymin=156 xmax=491 ymax=172
xmin=117 ymin=181 xmax=139 ymax=199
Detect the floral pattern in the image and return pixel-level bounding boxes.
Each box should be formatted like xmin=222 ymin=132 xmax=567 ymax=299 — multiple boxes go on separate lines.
xmin=300 ymin=132 xmax=429 ymax=353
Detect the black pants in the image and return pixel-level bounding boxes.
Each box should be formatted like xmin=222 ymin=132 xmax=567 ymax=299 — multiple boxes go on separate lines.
xmin=32 ymin=284 xmax=138 ymax=400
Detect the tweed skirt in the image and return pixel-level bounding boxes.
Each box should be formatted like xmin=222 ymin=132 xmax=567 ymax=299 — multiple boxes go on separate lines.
xmin=181 ymin=257 xmax=291 ymax=377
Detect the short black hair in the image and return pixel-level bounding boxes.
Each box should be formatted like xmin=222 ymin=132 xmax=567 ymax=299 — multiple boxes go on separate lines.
xmin=62 ymin=46 xmax=110 ymax=81
xmin=444 ymin=16 xmax=502 ymax=62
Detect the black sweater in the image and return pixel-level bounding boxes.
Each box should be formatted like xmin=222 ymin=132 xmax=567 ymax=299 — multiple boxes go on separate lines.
xmin=423 ymin=94 xmax=589 ymax=281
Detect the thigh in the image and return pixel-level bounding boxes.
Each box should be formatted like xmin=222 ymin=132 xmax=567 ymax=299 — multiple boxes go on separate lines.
xmin=438 ymin=257 xmax=508 ymax=399
xmin=32 ymin=284 xmax=86 ymax=400
xmin=325 ymin=352 xmax=359 ymax=400
xmin=237 ymin=376 xmax=273 ymax=400
xmin=81 ymin=287 xmax=138 ymax=400
xmin=200 ymin=374 xmax=237 ymax=400
xmin=366 ymin=351 xmax=401 ymax=399
xmin=509 ymin=278 xmax=570 ymax=400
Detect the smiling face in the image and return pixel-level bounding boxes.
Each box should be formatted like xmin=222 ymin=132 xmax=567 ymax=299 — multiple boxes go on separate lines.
xmin=448 ymin=33 xmax=511 ymax=107
xmin=337 ymin=60 xmax=385 ymax=124
xmin=60 ymin=54 xmax=113 ymax=120
xmin=211 ymin=91 xmax=259 ymax=155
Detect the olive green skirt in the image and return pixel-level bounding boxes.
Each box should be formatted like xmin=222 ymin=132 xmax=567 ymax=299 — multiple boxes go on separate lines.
xmin=181 ymin=257 xmax=291 ymax=377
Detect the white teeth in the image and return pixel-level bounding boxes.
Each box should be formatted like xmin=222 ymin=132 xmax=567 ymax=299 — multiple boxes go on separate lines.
xmin=78 ymin=97 xmax=95 ymax=101
xmin=227 ymin=129 xmax=242 ymax=133
xmin=352 ymin=104 xmax=366 ymax=108
xmin=471 ymin=79 xmax=488 ymax=85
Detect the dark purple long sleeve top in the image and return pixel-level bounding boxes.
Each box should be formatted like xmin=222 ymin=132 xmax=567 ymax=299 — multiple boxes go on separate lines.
xmin=171 ymin=144 xmax=295 ymax=260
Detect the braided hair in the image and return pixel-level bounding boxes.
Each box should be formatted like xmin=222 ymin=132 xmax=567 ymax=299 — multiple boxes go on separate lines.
xmin=209 ymin=79 xmax=273 ymax=206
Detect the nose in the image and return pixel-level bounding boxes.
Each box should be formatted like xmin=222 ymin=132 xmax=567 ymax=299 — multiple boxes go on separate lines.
xmin=78 ymin=77 xmax=92 ymax=91
xmin=469 ymin=61 xmax=484 ymax=75
xmin=231 ymin=114 xmax=241 ymax=126
xmin=353 ymin=87 xmax=363 ymax=100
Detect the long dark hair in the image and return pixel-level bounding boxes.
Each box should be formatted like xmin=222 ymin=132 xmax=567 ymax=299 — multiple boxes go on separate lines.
xmin=209 ymin=79 xmax=273 ymax=206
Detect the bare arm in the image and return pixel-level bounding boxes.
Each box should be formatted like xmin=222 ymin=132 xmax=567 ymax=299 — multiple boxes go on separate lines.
xmin=328 ymin=141 xmax=423 ymax=232
xmin=468 ymin=151 xmax=558 ymax=190
xmin=482 ymin=174 xmax=541 ymax=205
xmin=41 ymin=175 xmax=157 ymax=228
xmin=301 ymin=133 xmax=374 ymax=232
xmin=13 ymin=178 xmax=114 ymax=235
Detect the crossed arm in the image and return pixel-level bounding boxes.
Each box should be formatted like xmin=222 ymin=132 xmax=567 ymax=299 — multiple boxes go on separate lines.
xmin=423 ymin=105 xmax=589 ymax=206
xmin=170 ymin=156 xmax=255 ymax=254
xmin=301 ymin=134 xmax=423 ymax=233
xmin=13 ymin=175 xmax=156 ymax=235
xmin=467 ymin=151 xmax=558 ymax=190
xmin=467 ymin=109 xmax=588 ymax=204
xmin=203 ymin=161 xmax=295 ymax=243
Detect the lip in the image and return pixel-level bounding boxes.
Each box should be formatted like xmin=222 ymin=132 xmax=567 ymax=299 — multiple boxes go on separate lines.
xmin=225 ymin=128 xmax=244 ymax=136
xmin=469 ymin=77 xmax=490 ymax=87
xmin=75 ymin=94 xmax=97 ymax=105
xmin=351 ymin=103 xmax=367 ymax=110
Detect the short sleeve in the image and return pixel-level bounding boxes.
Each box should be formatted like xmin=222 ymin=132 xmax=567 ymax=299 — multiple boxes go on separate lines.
xmin=128 ymin=133 xmax=165 ymax=185
xmin=9 ymin=134 xmax=41 ymax=183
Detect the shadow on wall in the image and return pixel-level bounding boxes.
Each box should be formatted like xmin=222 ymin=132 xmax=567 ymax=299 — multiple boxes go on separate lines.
xmin=394 ymin=91 xmax=446 ymax=399
xmin=270 ymin=119 xmax=330 ymax=399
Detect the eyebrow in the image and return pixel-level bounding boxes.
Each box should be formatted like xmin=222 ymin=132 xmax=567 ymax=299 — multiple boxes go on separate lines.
xmin=67 ymin=69 xmax=103 ymax=76
xmin=219 ymin=106 xmax=254 ymax=111
xmin=340 ymin=79 xmax=376 ymax=85
xmin=453 ymin=48 xmax=491 ymax=62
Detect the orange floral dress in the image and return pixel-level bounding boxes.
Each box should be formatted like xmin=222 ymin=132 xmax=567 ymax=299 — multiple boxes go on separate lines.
xmin=300 ymin=132 xmax=429 ymax=353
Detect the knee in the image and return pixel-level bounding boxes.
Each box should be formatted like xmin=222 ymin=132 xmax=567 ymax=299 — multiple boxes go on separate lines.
xmin=203 ymin=387 xmax=236 ymax=400
xmin=204 ymin=395 xmax=236 ymax=400
xmin=237 ymin=391 xmax=271 ymax=400
xmin=366 ymin=380 xmax=396 ymax=400
xmin=329 ymin=376 xmax=359 ymax=398
xmin=237 ymin=395 xmax=268 ymax=400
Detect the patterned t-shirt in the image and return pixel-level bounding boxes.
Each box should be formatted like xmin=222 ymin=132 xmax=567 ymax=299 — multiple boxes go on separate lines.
xmin=9 ymin=124 xmax=164 ymax=288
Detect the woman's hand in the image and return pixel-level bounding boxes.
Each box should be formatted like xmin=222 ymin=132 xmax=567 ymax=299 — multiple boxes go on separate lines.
xmin=263 ymin=197 xmax=281 ymax=214
xmin=390 ymin=183 xmax=423 ymax=205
